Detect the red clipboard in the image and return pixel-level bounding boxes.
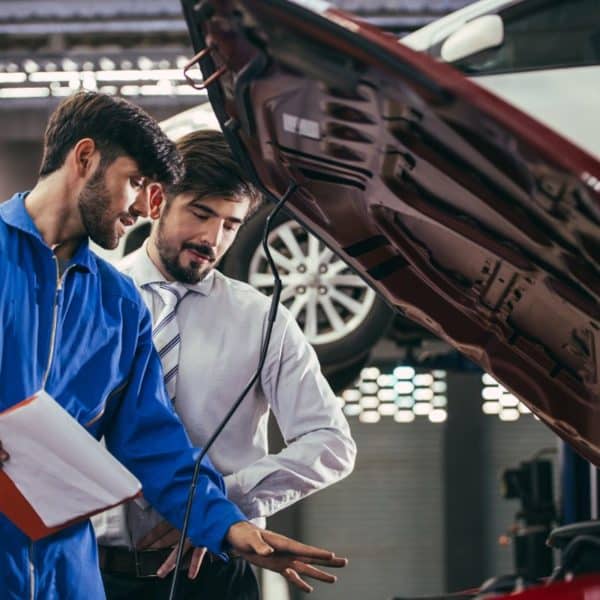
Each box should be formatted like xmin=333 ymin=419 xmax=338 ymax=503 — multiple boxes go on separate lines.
xmin=0 ymin=468 xmax=141 ymax=541
xmin=0 ymin=391 xmax=142 ymax=541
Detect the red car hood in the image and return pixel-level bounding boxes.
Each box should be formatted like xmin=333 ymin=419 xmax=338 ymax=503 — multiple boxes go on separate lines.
xmin=181 ymin=0 xmax=600 ymax=464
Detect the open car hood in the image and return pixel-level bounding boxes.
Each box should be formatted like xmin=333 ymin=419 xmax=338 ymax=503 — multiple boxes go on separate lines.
xmin=181 ymin=0 xmax=600 ymax=463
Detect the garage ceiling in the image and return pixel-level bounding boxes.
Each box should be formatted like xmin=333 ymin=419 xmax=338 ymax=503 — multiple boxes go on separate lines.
xmin=0 ymin=0 xmax=473 ymax=47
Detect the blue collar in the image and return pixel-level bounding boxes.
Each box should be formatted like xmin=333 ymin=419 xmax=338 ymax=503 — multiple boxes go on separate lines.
xmin=0 ymin=192 xmax=98 ymax=274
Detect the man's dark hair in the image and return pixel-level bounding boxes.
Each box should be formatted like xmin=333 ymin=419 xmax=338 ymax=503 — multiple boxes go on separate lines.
xmin=39 ymin=91 xmax=183 ymax=185
xmin=167 ymin=129 xmax=263 ymax=217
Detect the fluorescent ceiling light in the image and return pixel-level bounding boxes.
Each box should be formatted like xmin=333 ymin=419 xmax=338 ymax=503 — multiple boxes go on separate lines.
xmin=0 ymin=87 xmax=50 ymax=98
xmin=0 ymin=73 xmax=27 ymax=83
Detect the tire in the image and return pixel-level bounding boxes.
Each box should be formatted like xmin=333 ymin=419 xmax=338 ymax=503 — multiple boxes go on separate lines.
xmin=220 ymin=205 xmax=393 ymax=369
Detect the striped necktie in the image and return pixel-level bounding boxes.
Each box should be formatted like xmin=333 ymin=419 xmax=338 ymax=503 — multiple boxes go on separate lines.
xmin=145 ymin=282 xmax=189 ymax=404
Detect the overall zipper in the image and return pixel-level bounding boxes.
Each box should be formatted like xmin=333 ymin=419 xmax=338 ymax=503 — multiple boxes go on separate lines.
xmin=30 ymin=255 xmax=74 ymax=598
xmin=41 ymin=256 xmax=73 ymax=389
xmin=28 ymin=542 xmax=35 ymax=600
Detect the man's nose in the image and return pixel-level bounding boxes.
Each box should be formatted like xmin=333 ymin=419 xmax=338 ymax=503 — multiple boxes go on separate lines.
xmin=129 ymin=189 xmax=149 ymax=219
xmin=204 ymin=220 xmax=224 ymax=247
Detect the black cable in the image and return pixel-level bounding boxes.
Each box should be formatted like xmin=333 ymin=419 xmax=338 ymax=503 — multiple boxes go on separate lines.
xmin=168 ymin=183 xmax=298 ymax=600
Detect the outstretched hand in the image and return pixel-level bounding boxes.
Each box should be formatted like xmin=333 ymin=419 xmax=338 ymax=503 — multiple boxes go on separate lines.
xmin=226 ymin=522 xmax=347 ymax=593
xmin=141 ymin=519 xmax=348 ymax=591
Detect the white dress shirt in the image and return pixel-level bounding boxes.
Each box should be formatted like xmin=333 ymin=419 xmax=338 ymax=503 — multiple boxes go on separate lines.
xmin=95 ymin=243 xmax=355 ymax=546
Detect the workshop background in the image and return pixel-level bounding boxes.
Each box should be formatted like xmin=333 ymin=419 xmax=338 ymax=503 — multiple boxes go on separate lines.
xmin=0 ymin=2 xmax=566 ymax=599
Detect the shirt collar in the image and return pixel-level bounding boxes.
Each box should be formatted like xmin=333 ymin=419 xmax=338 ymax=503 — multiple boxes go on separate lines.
xmin=0 ymin=192 xmax=40 ymax=239
xmin=128 ymin=240 xmax=215 ymax=296
xmin=0 ymin=192 xmax=97 ymax=274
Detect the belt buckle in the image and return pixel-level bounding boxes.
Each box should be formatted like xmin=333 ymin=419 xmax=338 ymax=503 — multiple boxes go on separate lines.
xmin=133 ymin=547 xmax=160 ymax=579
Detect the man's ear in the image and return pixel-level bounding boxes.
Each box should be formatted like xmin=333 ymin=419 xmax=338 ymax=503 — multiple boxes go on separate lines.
xmin=72 ymin=138 xmax=99 ymax=178
xmin=148 ymin=183 xmax=165 ymax=220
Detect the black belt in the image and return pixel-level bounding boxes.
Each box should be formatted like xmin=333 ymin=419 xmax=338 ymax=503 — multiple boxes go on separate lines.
xmin=99 ymin=545 xmax=190 ymax=579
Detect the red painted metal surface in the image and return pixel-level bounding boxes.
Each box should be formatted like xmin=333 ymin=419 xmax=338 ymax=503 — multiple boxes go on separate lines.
xmin=181 ymin=0 xmax=600 ymax=464
xmin=496 ymin=575 xmax=600 ymax=599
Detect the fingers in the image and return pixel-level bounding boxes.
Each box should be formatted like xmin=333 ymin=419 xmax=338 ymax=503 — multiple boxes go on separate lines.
xmin=261 ymin=530 xmax=335 ymax=561
xmin=283 ymin=568 xmax=313 ymax=594
xmin=248 ymin=531 xmax=275 ymax=557
xmin=156 ymin=547 xmax=177 ymax=579
xmin=228 ymin=524 xmax=347 ymax=593
xmin=156 ymin=539 xmax=192 ymax=578
xmin=149 ymin=528 xmax=180 ymax=549
xmin=0 ymin=441 xmax=8 ymax=465
xmin=137 ymin=520 xmax=179 ymax=550
xmin=187 ymin=547 xmax=207 ymax=580
xmin=156 ymin=541 xmax=206 ymax=580
xmin=239 ymin=551 xmax=341 ymax=586
xmin=291 ymin=561 xmax=337 ymax=583
xmin=226 ymin=522 xmax=275 ymax=556
xmin=294 ymin=555 xmax=348 ymax=568
xmin=228 ymin=523 xmax=344 ymax=564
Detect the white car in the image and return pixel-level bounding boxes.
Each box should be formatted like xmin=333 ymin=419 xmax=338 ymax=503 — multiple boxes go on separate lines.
xmin=400 ymin=0 xmax=600 ymax=159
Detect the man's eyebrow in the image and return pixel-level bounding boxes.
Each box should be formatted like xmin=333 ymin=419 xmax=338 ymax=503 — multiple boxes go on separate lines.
xmin=189 ymin=201 xmax=244 ymax=224
xmin=129 ymin=171 xmax=146 ymax=183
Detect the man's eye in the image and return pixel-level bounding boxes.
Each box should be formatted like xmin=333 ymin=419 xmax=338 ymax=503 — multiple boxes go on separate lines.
xmin=130 ymin=177 xmax=145 ymax=189
xmin=224 ymin=223 xmax=239 ymax=232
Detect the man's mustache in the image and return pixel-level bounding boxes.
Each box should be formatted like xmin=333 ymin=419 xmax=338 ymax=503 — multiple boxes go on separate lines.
xmin=182 ymin=243 xmax=216 ymax=262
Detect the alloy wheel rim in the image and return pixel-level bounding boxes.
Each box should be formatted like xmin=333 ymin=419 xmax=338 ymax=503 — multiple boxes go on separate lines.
xmin=248 ymin=221 xmax=376 ymax=345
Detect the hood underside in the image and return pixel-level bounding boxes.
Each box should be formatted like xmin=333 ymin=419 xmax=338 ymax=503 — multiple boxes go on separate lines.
xmin=182 ymin=0 xmax=600 ymax=463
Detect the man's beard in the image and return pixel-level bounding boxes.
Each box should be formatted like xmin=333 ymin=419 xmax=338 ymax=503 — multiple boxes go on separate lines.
xmin=78 ymin=165 xmax=120 ymax=250
xmin=155 ymin=217 xmax=217 ymax=284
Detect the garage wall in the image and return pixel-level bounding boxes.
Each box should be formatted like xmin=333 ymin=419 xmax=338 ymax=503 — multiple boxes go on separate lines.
xmin=0 ymin=141 xmax=42 ymax=201
xmin=287 ymin=370 xmax=558 ymax=600
xmin=298 ymin=418 xmax=445 ymax=600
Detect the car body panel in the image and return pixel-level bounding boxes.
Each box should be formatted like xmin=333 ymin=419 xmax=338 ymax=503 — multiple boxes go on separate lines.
xmin=496 ymin=574 xmax=600 ymax=599
xmin=181 ymin=0 xmax=600 ymax=464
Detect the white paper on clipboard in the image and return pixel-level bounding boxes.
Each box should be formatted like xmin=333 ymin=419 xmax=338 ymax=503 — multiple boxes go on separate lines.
xmin=0 ymin=390 xmax=141 ymax=528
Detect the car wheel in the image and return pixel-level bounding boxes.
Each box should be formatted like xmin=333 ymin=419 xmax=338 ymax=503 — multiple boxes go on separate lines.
xmin=220 ymin=205 xmax=393 ymax=368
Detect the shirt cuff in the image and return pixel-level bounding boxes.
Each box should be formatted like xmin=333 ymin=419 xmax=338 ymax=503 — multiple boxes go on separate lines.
xmin=224 ymin=473 xmax=261 ymax=520
xmin=224 ymin=473 xmax=240 ymax=499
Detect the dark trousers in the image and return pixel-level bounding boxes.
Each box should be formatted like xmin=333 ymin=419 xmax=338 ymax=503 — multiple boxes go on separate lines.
xmin=102 ymin=554 xmax=260 ymax=600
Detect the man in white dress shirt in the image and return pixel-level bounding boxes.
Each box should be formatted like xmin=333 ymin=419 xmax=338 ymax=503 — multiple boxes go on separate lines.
xmin=96 ymin=130 xmax=356 ymax=599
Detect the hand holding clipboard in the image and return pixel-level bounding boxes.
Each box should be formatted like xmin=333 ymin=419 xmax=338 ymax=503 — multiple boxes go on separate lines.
xmin=0 ymin=439 xmax=8 ymax=464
